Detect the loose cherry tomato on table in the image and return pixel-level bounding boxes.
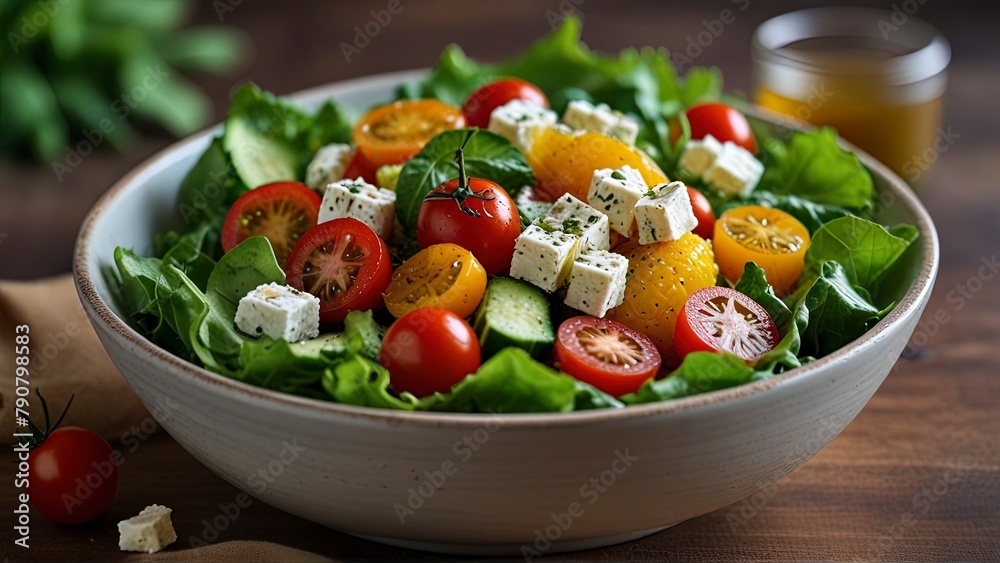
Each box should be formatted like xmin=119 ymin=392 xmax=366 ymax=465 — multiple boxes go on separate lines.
xmin=354 ymin=100 xmax=466 ymax=167
xmin=383 ymin=243 xmax=487 ymax=319
xmin=285 ymin=218 xmax=393 ymax=323
xmin=671 ymin=102 xmax=758 ymax=154
xmin=674 ymin=286 xmax=780 ymax=363
xmin=713 ymin=205 xmax=810 ymax=295
xmin=416 ymin=132 xmax=521 ymax=275
xmin=380 ymin=307 xmax=482 ymax=397
xmin=687 ymin=187 xmax=716 ymax=240
xmin=461 ymin=78 xmax=549 ymax=128
xmin=554 ymin=316 xmax=662 ymax=397
xmin=221 ymin=181 xmax=321 ymax=266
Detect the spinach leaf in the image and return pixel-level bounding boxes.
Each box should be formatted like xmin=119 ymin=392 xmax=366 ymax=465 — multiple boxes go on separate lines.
xmin=175 ymin=136 xmax=247 ymax=232
xmin=758 ymin=129 xmax=874 ymax=210
xmin=734 ymin=262 xmax=794 ymax=334
xmin=797 ymin=261 xmax=890 ymax=358
xmin=395 ymin=129 xmax=535 ymax=236
xmin=805 ymin=216 xmax=917 ymax=289
xmin=621 ymin=352 xmax=754 ymax=405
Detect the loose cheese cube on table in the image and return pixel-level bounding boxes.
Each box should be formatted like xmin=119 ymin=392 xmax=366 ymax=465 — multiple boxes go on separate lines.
xmin=677 ymin=134 xmax=723 ymax=179
xmin=565 ymin=249 xmax=630 ymax=318
xmin=118 ymin=505 xmax=177 ymax=554
xmin=510 ymin=225 xmax=581 ymax=292
xmin=318 ymin=178 xmax=396 ymax=239
xmin=488 ymin=99 xmax=558 ymax=153
xmin=703 ymin=142 xmax=764 ymax=197
xmin=235 ymin=283 xmax=320 ymax=342
xmin=305 ymin=143 xmax=354 ymax=192
xmin=587 ymin=166 xmax=648 ymax=237
xmin=541 ymin=193 xmax=610 ymax=250
xmin=634 ymin=181 xmax=699 ymax=245
xmin=562 ymin=100 xmax=640 ymax=146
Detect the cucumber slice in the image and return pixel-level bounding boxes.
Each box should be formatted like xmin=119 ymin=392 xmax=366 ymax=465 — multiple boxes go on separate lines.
xmin=473 ymin=278 xmax=555 ymax=359
xmin=224 ymin=114 xmax=300 ymax=189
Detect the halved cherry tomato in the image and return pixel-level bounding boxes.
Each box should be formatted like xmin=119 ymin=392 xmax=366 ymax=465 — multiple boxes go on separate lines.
xmin=687 ymin=187 xmax=715 ymax=240
xmin=354 ymin=100 xmax=465 ymax=167
xmin=461 ymin=78 xmax=549 ymax=129
xmin=608 ymin=233 xmax=718 ymax=367
xmin=554 ymin=316 xmax=662 ymax=397
xmin=671 ymin=103 xmax=757 ymax=154
xmin=380 ymin=307 xmax=481 ymax=397
xmin=674 ymin=286 xmax=780 ymax=363
xmin=221 ymin=182 xmax=321 ymax=266
xmin=342 ymin=149 xmax=379 ymax=184
xmin=383 ymin=243 xmax=487 ymax=319
xmin=528 ymin=129 xmax=667 ymax=202
xmin=285 ymin=218 xmax=392 ymax=323
xmin=714 ymin=206 xmax=810 ymax=295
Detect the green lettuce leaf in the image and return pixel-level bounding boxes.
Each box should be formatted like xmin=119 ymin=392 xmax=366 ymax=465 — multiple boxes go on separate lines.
xmin=621 ymin=352 xmax=754 ymax=405
xmin=322 ymin=356 xmax=418 ymax=410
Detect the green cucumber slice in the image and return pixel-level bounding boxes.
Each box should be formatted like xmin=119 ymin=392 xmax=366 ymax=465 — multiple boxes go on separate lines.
xmin=224 ymin=114 xmax=299 ymax=189
xmin=473 ymin=277 xmax=555 ymax=359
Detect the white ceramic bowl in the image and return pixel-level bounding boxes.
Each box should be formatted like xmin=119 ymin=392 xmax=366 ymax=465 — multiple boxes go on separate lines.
xmin=74 ymin=70 xmax=938 ymax=556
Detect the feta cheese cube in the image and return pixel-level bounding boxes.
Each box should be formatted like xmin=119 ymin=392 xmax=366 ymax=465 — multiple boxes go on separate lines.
xmin=118 ymin=505 xmax=176 ymax=554
xmin=634 ymin=181 xmax=698 ymax=244
xmin=510 ymin=224 xmax=581 ymax=292
xmin=565 ymin=249 xmax=630 ymax=317
xmin=488 ymin=99 xmax=557 ymax=153
xmin=562 ymin=100 xmax=640 ymax=145
xmin=677 ymin=134 xmax=723 ymax=179
xmin=587 ymin=165 xmax=648 ymax=236
xmin=703 ymin=142 xmax=764 ymax=197
xmin=541 ymin=193 xmax=610 ymax=250
xmin=235 ymin=283 xmax=320 ymax=342
xmin=305 ymin=143 xmax=354 ymax=192
xmin=319 ymin=178 xmax=396 ymax=239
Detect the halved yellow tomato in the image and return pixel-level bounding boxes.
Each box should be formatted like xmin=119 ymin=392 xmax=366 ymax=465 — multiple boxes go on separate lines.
xmin=528 ymin=129 xmax=667 ymax=202
xmin=354 ymin=100 xmax=465 ymax=167
xmin=714 ymin=206 xmax=810 ymax=295
xmin=383 ymin=243 xmax=487 ymax=319
xmin=608 ymin=233 xmax=717 ymax=367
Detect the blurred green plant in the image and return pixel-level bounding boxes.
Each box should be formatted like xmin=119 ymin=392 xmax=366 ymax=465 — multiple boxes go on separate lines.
xmin=0 ymin=0 xmax=250 ymax=162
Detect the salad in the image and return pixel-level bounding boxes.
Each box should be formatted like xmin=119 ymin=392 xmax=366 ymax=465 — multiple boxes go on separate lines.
xmin=110 ymin=18 xmax=918 ymax=414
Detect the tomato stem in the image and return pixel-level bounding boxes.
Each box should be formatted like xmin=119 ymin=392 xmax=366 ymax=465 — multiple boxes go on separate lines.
xmin=23 ymin=388 xmax=76 ymax=449
xmin=424 ymin=129 xmax=494 ymax=217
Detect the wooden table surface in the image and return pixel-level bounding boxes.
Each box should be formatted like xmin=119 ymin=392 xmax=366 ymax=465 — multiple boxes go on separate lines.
xmin=2 ymin=1 xmax=999 ymax=560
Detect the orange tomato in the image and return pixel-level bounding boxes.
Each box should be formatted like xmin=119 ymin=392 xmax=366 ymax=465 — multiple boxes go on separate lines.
xmin=528 ymin=129 xmax=667 ymax=202
xmin=354 ymin=100 xmax=465 ymax=167
xmin=713 ymin=206 xmax=810 ymax=295
xmin=608 ymin=233 xmax=717 ymax=366
xmin=383 ymin=243 xmax=487 ymax=319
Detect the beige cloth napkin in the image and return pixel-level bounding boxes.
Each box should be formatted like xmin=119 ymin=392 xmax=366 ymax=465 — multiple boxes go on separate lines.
xmin=0 ymin=275 xmax=149 ymax=443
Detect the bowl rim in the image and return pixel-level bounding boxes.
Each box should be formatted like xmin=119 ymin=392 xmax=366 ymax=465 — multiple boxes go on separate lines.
xmin=73 ymin=69 xmax=939 ymax=429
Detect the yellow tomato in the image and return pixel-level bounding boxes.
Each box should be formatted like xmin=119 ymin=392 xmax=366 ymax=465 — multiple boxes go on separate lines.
xmin=528 ymin=129 xmax=667 ymax=202
xmin=713 ymin=206 xmax=810 ymax=295
xmin=608 ymin=233 xmax=717 ymax=367
xmin=384 ymin=243 xmax=487 ymax=319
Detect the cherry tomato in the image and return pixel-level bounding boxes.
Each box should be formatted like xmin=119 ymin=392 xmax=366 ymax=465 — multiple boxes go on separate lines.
xmin=687 ymin=187 xmax=716 ymax=240
xmin=674 ymin=286 xmax=780 ymax=363
xmin=380 ymin=307 xmax=481 ymax=397
xmin=383 ymin=243 xmax=487 ymax=319
xmin=678 ymin=103 xmax=757 ymax=154
xmin=342 ymin=150 xmax=379 ymax=185
xmin=554 ymin=316 xmax=662 ymax=397
xmin=713 ymin=206 xmax=810 ymax=295
xmin=354 ymin=100 xmax=465 ymax=167
xmin=461 ymin=78 xmax=549 ymax=129
xmin=285 ymin=218 xmax=392 ymax=323
xmin=29 ymin=427 xmax=118 ymax=525
xmin=417 ymin=178 xmax=520 ymax=276
xmin=221 ymin=182 xmax=321 ymax=266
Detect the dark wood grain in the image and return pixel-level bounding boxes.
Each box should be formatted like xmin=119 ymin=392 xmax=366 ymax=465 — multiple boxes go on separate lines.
xmin=2 ymin=1 xmax=999 ymax=561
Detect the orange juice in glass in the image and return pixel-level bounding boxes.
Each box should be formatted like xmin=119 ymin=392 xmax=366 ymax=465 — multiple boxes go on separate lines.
xmin=751 ymin=8 xmax=950 ymax=183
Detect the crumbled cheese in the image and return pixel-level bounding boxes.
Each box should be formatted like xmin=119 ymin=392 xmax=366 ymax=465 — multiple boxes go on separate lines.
xmin=234 ymin=283 xmax=321 ymax=342
xmin=703 ymin=142 xmax=764 ymax=197
xmin=677 ymin=134 xmax=723 ymax=179
xmin=118 ymin=505 xmax=176 ymax=554
xmin=541 ymin=193 xmax=610 ymax=250
xmin=305 ymin=143 xmax=354 ymax=192
xmin=634 ymin=181 xmax=698 ymax=244
xmin=587 ymin=165 xmax=648 ymax=237
xmin=318 ymin=177 xmax=396 ymax=239
xmin=487 ymin=99 xmax=558 ymax=153
xmin=509 ymin=224 xmax=581 ymax=292
xmin=565 ymin=249 xmax=630 ymax=317
xmin=562 ymin=100 xmax=640 ymax=146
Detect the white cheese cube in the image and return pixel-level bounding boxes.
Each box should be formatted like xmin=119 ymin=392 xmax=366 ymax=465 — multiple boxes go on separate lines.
xmin=541 ymin=194 xmax=610 ymax=250
xmin=703 ymin=142 xmax=764 ymax=197
xmin=319 ymin=178 xmax=396 ymax=239
xmin=118 ymin=505 xmax=176 ymax=554
xmin=305 ymin=143 xmax=354 ymax=192
xmin=565 ymin=249 xmax=629 ymax=317
xmin=487 ymin=99 xmax=558 ymax=153
xmin=510 ymin=224 xmax=581 ymax=292
xmin=562 ymin=100 xmax=640 ymax=145
xmin=587 ymin=165 xmax=648 ymax=237
xmin=235 ymin=283 xmax=321 ymax=342
xmin=634 ymin=181 xmax=698 ymax=244
xmin=678 ymin=134 xmax=723 ymax=179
